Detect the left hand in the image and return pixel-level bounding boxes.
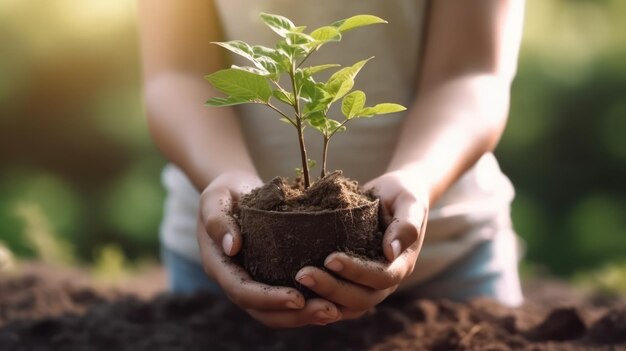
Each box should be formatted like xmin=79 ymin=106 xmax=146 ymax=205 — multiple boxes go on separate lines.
xmin=295 ymin=169 xmax=430 ymax=322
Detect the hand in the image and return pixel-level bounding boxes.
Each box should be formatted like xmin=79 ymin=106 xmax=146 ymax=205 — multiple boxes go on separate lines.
xmin=197 ymin=171 xmax=342 ymax=328
xmin=295 ymin=169 xmax=429 ymax=320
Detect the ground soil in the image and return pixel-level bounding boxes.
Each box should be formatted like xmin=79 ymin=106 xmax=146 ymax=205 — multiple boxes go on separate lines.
xmin=237 ymin=171 xmax=384 ymax=291
xmin=1 ymin=268 xmax=625 ymax=351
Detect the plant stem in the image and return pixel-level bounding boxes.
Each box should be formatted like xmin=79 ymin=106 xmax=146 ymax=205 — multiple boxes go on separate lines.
xmin=296 ymin=121 xmax=310 ymax=188
xmin=290 ymin=60 xmax=310 ymax=188
xmin=321 ymin=134 xmax=329 ymax=178
xmin=319 ymin=118 xmax=351 ymax=178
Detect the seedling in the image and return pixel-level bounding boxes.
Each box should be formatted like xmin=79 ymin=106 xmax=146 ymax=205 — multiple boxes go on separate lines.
xmin=205 ymin=13 xmax=406 ymax=188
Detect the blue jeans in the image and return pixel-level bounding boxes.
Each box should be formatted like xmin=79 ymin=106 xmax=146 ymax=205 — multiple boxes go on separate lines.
xmin=161 ymin=248 xmax=223 ymax=295
xmin=161 ymin=232 xmax=523 ymax=306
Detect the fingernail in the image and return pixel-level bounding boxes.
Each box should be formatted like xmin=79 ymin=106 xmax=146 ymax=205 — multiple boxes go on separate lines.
xmin=391 ymin=239 xmax=402 ymax=260
xmin=297 ymin=274 xmax=315 ymax=288
xmin=315 ymin=309 xmax=337 ymax=320
xmin=325 ymin=259 xmax=343 ymax=272
xmin=222 ymin=233 xmax=234 ymax=255
xmin=286 ymin=300 xmax=301 ymax=309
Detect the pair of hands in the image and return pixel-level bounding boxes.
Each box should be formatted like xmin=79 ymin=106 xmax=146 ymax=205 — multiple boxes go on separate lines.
xmin=196 ymin=170 xmax=428 ymax=328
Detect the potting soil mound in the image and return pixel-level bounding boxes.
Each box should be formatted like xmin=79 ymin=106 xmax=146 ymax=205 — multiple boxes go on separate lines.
xmin=236 ymin=170 xmax=384 ymax=291
xmin=1 ymin=272 xmax=625 ymax=351
xmin=239 ymin=170 xmax=375 ymax=212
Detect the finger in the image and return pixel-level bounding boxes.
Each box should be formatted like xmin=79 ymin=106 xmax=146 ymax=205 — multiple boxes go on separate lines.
xmin=383 ymin=195 xmax=427 ymax=262
xmin=323 ymin=252 xmax=414 ymax=290
xmin=338 ymin=307 xmax=372 ymax=321
xmin=247 ymin=298 xmax=341 ymax=328
xmin=197 ymin=219 xmax=305 ymax=310
xmin=200 ymin=187 xmax=242 ymax=256
xmin=296 ymin=267 xmax=395 ymax=311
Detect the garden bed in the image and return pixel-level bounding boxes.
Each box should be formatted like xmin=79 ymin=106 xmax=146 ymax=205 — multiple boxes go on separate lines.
xmin=0 ymin=267 xmax=625 ymax=350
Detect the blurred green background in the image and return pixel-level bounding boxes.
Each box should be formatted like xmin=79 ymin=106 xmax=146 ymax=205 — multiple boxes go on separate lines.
xmin=1 ymin=1 xmax=625 ymax=288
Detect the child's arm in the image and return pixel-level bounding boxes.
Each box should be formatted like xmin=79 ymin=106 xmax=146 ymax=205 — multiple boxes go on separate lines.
xmin=295 ymin=0 xmax=526 ymax=320
xmin=138 ymin=0 xmax=256 ymax=188
xmin=138 ymin=0 xmax=340 ymax=328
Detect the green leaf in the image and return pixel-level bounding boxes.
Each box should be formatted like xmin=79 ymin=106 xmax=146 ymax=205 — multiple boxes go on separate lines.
xmin=310 ymin=26 xmax=342 ymax=41
xmin=279 ymin=117 xmax=294 ymax=125
xmin=308 ymin=26 xmax=342 ymax=49
xmin=231 ymin=65 xmax=269 ymax=76
xmin=303 ymin=64 xmax=341 ymax=76
xmin=205 ymin=68 xmax=272 ymax=102
xmin=205 ymin=96 xmax=252 ymax=107
xmin=328 ymin=57 xmax=372 ymax=84
xmin=341 ymin=90 xmax=366 ymax=119
xmin=253 ymin=45 xmax=289 ymax=72
xmin=306 ymin=112 xmax=327 ymax=133
xmin=302 ymin=83 xmax=332 ymax=114
xmin=213 ymin=42 xmax=284 ymax=79
xmin=272 ymin=90 xmax=294 ymax=105
xmin=276 ymin=40 xmax=308 ymax=60
xmin=358 ymin=103 xmax=407 ymax=117
xmin=294 ymin=69 xmax=317 ymax=97
xmin=212 ymin=40 xmax=255 ymax=62
xmin=260 ymin=13 xmax=295 ymax=37
xmin=299 ymin=77 xmax=317 ymax=102
xmin=333 ymin=15 xmax=387 ymax=32
xmin=326 ymin=57 xmax=372 ymax=100
xmin=333 ymin=79 xmax=355 ymax=102
xmin=326 ymin=119 xmax=346 ymax=133
xmin=287 ymin=31 xmax=315 ymax=45
xmin=254 ymin=56 xmax=281 ymax=79
xmin=307 ymin=159 xmax=317 ymax=169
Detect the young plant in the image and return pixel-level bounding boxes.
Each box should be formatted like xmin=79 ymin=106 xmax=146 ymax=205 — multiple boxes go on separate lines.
xmin=205 ymin=13 xmax=406 ymax=188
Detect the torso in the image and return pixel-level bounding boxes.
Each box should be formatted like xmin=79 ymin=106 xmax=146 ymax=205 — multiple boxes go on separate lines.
xmin=161 ymin=0 xmax=517 ymax=284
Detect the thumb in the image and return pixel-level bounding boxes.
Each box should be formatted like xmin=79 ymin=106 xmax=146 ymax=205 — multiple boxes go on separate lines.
xmin=200 ymin=187 xmax=242 ymax=256
xmin=382 ymin=196 xmax=427 ymax=262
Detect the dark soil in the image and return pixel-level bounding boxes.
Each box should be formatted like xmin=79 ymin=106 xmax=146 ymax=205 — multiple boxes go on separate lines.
xmin=236 ymin=171 xmax=384 ymax=291
xmin=1 ymin=272 xmax=625 ymax=350
xmin=239 ymin=170 xmax=374 ymax=212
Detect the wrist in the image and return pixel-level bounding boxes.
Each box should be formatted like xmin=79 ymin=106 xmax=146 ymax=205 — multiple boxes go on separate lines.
xmin=203 ymin=169 xmax=262 ymax=195
xmin=190 ymin=163 xmax=258 ymax=191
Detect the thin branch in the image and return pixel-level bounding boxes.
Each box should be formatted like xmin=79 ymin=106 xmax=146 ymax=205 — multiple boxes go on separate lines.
xmin=289 ymin=64 xmax=302 ymax=119
xmin=328 ymin=118 xmax=351 ymax=138
xmin=265 ymin=103 xmax=297 ymax=128
xmin=296 ymin=50 xmax=314 ymax=69
xmin=270 ymin=80 xmax=283 ymax=90
xmin=290 ymin=60 xmax=311 ymax=188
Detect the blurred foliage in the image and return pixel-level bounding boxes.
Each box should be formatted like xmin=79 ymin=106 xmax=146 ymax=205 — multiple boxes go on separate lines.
xmin=91 ymin=244 xmax=129 ymax=283
xmin=0 ymin=241 xmax=15 ymax=273
xmin=574 ymin=261 xmax=626 ymax=297
xmin=0 ymin=0 xmax=624 ymax=284
xmin=498 ymin=0 xmax=626 ymax=277
xmin=0 ymin=0 xmax=163 ymax=264
xmin=13 ymin=202 xmax=75 ymax=265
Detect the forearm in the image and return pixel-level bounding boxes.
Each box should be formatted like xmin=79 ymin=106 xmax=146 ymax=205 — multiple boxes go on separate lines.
xmin=144 ymin=72 xmax=257 ymax=190
xmin=387 ymin=73 xmax=510 ymax=205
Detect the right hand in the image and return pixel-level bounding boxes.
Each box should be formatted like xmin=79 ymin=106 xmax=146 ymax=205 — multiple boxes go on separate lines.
xmin=197 ymin=171 xmax=343 ymax=328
